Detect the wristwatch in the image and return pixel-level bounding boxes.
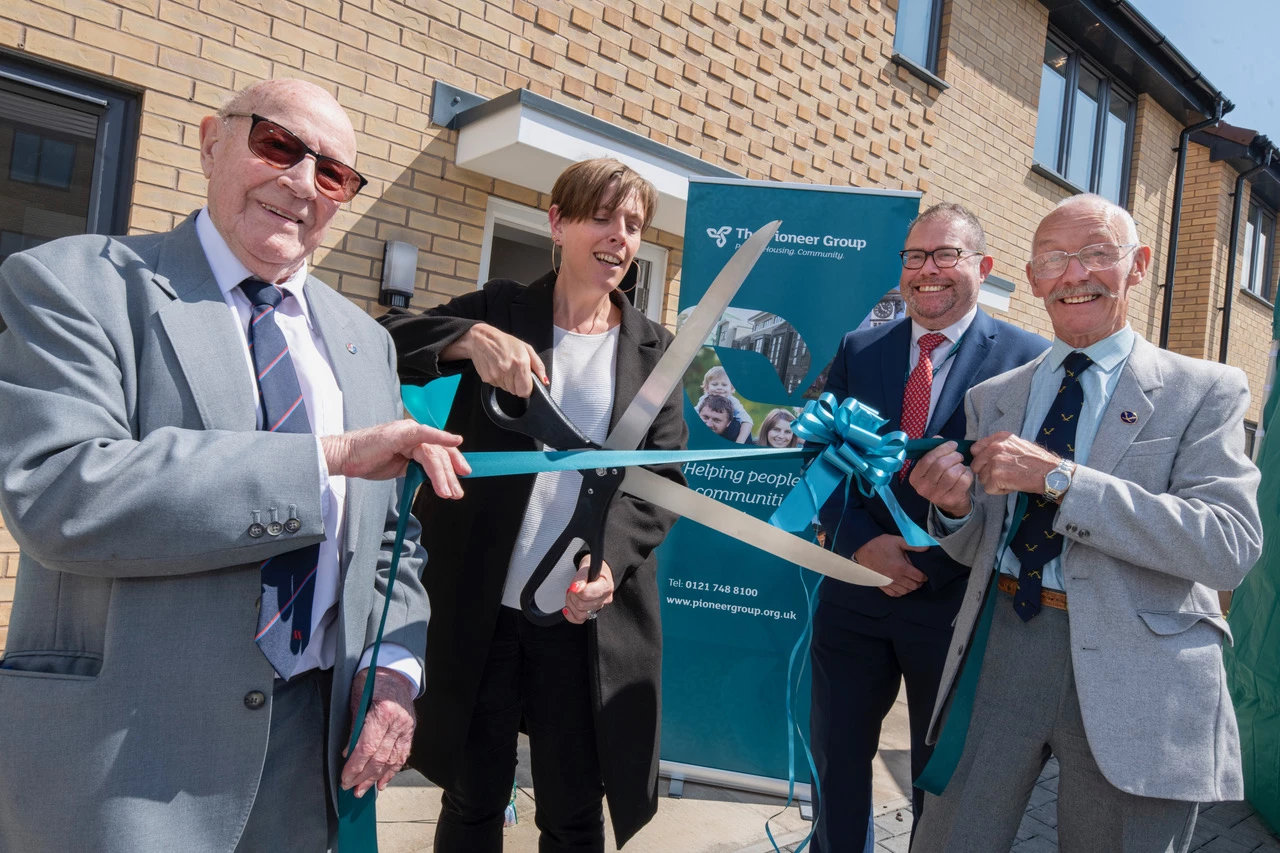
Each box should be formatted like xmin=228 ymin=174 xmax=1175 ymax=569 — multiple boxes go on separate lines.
xmin=1043 ymin=459 xmax=1076 ymax=502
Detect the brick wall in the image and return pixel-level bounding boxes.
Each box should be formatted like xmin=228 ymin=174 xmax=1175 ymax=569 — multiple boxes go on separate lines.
xmin=0 ymin=515 xmax=14 ymax=651
xmin=1224 ymin=179 xmax=1274 ymax=426
xmin=1169 ymin=144 xmax=1230 ymax=360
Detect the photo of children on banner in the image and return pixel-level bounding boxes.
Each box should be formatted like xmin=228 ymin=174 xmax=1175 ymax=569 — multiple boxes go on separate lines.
xmin=696 ymin=364 xmax=754 ymax=431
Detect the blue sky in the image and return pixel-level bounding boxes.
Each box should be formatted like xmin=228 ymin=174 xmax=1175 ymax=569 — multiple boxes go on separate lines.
xmin=1129 ymin=0 xmax=1278 ymax=136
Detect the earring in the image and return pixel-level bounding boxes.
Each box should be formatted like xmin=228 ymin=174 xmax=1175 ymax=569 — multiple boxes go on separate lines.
xmin=616 ymin=259 xmax=639 ymax=293
xmin=551 ymin=241 xmax=561 ymax=276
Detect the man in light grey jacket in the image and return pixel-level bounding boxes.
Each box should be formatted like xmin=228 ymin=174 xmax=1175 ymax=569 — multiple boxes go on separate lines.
xmin=0 ymin=79 xmax=468 ymax=852
xmin=908 ymin=193 xmax=1262 ymax=853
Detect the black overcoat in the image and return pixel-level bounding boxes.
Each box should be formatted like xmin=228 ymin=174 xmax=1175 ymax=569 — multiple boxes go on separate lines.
xmin=379 ymin=272 xmax=688 ymax=846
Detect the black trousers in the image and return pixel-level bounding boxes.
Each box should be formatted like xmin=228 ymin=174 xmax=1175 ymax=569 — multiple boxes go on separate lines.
xmin=809 ymin=601 xmax=953 ymax=853
xmin=435 ymin=606 xmax=605 ymax=853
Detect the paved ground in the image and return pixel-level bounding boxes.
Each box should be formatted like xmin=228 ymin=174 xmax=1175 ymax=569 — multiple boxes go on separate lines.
xmin=375 ymin=684 xmax=1280 ymax=852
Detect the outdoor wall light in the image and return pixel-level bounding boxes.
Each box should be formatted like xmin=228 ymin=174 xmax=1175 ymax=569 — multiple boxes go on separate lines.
xmin=379 ymin=240 xmax=418 ymax=308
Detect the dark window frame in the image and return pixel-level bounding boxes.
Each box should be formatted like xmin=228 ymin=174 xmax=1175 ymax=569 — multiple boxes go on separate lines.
xmin=1243 ymin=201 xmax=1276 ymax=302
xmin=892 ymin=0 xmax=945 ymax=75
xmin=1033 ymin=32 xmax=1136 ymax=206
xmin=0 ymin=53 xmax=139 ymax=239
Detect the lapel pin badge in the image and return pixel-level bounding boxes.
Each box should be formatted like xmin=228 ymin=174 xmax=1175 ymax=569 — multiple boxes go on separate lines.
xmin=1120 ymin=410 xmax=1137 ymax=424
xmin=346 ymin=343 xmax=359 ymax=355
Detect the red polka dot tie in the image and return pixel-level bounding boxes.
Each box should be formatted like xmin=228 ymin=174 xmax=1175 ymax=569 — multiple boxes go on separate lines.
xmin=899 ymin=332 xmax=947 ymax=480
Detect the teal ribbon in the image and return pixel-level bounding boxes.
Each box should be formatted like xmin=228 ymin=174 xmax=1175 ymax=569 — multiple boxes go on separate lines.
xmin=335 ymin=461 xmax=425 ymax=852
xmin=766 ymin=569 xmax=824 ymax=853
xmin=769 ymin=393 xmax=936 ymax=547
xmin=915 ymin=494 xmax=1027 ymax=795
xmin=333 ymin=380 xmax=460 ymax=852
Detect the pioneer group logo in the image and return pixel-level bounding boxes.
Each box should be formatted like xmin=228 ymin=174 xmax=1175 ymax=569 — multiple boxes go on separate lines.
xmin=706 ymin=225 xmax=733 ymax=247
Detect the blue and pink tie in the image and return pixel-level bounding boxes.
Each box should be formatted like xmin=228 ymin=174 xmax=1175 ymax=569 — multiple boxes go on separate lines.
xmin=242 ymin=277 xmax=319 ymax=679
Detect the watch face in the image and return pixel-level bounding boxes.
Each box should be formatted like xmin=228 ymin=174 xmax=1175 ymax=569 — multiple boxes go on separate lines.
xmin=1046 ymin=471 xmax=1070 ymax=492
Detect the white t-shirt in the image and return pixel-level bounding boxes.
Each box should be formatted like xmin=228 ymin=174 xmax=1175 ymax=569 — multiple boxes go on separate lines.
xmin=502 ymin=325 xmax=620 ymax=612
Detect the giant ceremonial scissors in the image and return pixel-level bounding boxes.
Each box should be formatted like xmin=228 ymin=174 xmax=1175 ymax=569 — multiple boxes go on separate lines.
xmin=481 ymin=221 xmax=889 ymax=626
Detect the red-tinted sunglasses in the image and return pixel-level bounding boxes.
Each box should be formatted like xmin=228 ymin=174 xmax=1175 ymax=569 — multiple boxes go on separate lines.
xmin=226 ymin=112 xmax=367 ymax=202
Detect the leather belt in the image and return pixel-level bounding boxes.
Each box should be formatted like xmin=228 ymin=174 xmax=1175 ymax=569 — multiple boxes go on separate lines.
xmin=997 ymin=574 xmax=1067 ymax=611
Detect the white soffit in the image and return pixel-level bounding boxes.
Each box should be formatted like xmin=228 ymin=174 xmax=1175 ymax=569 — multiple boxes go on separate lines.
xmin=450 ymin=88 xmax=736 ymax=236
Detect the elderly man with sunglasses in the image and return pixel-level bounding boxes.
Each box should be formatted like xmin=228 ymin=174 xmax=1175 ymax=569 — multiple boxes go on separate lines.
xmin=907 ymin=193 xmax=1262 ymax=853
xmin=0 ymin=79 xmax=469 ymax=852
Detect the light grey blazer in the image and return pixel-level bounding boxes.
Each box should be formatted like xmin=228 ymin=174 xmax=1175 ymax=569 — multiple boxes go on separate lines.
xmin=0 ymin=215 xmax=429 ymax=852
xmin=926 ymin=335 xmax=1262 ymax=803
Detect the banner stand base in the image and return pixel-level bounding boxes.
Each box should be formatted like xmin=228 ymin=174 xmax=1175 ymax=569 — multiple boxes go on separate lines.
xmin=659 ymin=760 xmax=812 ymax=807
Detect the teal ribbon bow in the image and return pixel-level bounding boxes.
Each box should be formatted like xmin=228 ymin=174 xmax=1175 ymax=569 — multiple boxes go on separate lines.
xmin=768 ymin=393 xmax=937 ymax=548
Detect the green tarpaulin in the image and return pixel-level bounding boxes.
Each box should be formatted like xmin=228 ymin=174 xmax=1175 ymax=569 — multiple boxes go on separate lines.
xmin=1224 ymin=304 xmax=1280 ymax=834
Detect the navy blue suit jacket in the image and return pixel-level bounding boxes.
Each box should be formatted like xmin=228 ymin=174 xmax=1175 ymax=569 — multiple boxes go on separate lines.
xmin=818 ymin=309 xmax=1049 ymax=627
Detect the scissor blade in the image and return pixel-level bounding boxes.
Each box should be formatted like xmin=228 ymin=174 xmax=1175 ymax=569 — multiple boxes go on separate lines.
xmin=603 ymin=220 xmax=782 ymax=451
xmin=620 ymin=467 xmax=889 ymax=587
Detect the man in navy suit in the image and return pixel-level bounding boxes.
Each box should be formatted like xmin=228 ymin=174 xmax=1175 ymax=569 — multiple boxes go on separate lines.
xmin=809 ymin=203 xmax=1049 ymax=851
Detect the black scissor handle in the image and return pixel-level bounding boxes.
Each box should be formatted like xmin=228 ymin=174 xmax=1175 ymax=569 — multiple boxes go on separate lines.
xmin=483 ymin=373 xmax=597 ymax=451
xmin=519 ymin=466 xmax=625 ymax=626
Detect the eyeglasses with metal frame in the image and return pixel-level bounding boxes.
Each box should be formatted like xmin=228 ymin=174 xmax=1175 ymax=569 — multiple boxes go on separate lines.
xmin=1029 ymin=242 xmax=1139 ymax=280
xmin=898 ymin=247 xmax=984 ymax=270
xmin=223 ymin=112 xmax=368 ymax=202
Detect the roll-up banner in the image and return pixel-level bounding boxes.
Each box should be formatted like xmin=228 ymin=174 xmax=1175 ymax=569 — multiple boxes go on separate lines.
xmin=658 ymin=177 xmax=920 ymax=796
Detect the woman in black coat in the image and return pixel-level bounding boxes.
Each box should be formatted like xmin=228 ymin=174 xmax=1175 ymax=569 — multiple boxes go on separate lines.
xmin=379 ymin=158 xmax=687 ymax=852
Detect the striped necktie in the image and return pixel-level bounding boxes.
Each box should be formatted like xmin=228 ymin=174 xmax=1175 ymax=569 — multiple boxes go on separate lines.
xmin=1009 ymin=351 xmax=1093 ymax=621
xmin=242 ymin=277 xmax=320 ymax=679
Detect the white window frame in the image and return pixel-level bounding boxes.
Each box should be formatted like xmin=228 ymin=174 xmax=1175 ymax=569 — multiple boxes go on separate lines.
xmin=477 ymin=196 xmax=669 ymax=322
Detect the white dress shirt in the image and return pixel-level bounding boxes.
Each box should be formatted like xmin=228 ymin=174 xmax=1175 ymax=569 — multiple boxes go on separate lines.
xmin=195 ymin=209 xmax=420 ymax=691
xmin=907 ymin=304 xmax=978 ymax=428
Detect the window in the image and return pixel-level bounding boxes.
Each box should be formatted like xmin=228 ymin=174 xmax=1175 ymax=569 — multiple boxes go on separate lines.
xmin=1033 ymin=35 xmax=1135 ymax=204
xmin=10 ymin=130 xmax=76 ymax=188
xmin=0 ymin=58 xmax=138 ymax=264
xmin=1242 ymin=202 xmax=1276 ymax=302
xmin=893 ymin=0 xmax=944 ymax=73
xmin=1244 ymin=420 xmax=1257 ymax=460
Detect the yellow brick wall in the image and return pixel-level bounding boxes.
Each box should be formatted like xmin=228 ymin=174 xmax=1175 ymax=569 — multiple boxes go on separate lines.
xmin=0 ymin=515 xmax=15 ymax=651
xmin=2 ymin=0 xmax=941 ymax=320
xmin=1168 ymin=145 xmax=1233 ymax=360
xmin=1127 ymin=95 xmax=1183 ymax=343
xmin=925 ymin=0 xmax=1053 ymax=338
xmin=1223 ymin=179 xmax=1275 ymax=427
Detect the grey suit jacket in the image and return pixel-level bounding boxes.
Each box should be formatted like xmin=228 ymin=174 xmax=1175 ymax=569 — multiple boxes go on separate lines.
xmin=926 ymin=335 xmax=1262 ymax=802
xmin=0 ymin=216 xmax=429 ymax=852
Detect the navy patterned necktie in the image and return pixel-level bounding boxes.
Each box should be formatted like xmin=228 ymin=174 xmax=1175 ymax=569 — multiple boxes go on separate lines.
xmin=1009 ymin=351 xmax=1093 ymax=621
xmin=242 ymin=277 xmax=320 ymax=678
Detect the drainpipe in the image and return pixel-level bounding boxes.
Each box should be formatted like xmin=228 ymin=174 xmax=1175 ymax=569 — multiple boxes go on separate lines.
xmin=1160 ymin=98 xmax=1226 ymax=349
xmin=1218 ymin=150 xmax=1273 ymax=363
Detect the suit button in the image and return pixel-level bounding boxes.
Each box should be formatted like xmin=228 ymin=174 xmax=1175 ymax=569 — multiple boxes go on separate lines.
xmin=956 ymin=645 xmax=965 ymax=656
xmin=1079 ymin=529 xmax=1090 ymax=539
xmin=248 ymin=523 xmax=265 ymax=538
xmin=244 ymin=691 xmax=266 ymax=710
xmin=267 ymin=522 xmax=283 ymax=536
xmin=284 ymin=519 xmax=301 ymax=534
xmin=1065 ymin=523 xmax=1077 ymax=534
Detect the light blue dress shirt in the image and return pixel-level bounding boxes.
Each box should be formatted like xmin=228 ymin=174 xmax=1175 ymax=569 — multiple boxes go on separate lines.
xmin=940 ymin=325 xmax=1136 ymax=590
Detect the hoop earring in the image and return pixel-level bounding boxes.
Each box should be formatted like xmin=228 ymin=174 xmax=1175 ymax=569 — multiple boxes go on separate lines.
xmin=551 ymin=241 xmax=561 ymax=276
xmin=616 ymin=259 xmax=638 ymax=293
